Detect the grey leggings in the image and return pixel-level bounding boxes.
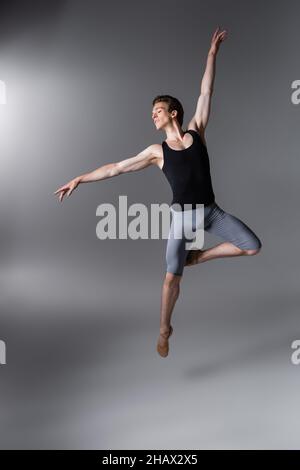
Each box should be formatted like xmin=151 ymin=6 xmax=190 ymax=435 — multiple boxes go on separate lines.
xmin=166 ymin=201 xmax=262 ymax=276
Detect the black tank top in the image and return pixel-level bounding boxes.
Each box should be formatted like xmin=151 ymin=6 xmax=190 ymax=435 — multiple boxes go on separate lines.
xmin=162 ymin=129 xmax=215 ymax=210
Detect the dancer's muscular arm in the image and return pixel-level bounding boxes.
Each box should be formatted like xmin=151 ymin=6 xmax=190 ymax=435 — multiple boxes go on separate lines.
xmin=53 ymin=144 xmax=160 ymax=202
xmin=188 ymin=27 xmax=227 ymax=134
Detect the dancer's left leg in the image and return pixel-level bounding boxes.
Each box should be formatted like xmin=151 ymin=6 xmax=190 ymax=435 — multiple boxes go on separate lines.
xmin=185 ymin=202 xmax=262 ymax=266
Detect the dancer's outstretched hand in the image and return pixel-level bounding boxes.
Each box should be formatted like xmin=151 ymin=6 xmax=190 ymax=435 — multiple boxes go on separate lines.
xmin=209 ymin=26 xmax=228 ymax=54
xmin=53 ymin=176 xmax=81 ymax=202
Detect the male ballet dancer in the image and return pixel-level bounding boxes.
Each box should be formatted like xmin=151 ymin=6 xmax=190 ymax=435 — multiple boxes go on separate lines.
xmin=54 ymin=27 xmax=262 ymax=358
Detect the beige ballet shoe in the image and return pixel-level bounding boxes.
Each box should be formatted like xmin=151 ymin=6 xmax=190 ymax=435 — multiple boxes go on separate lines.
xmin=156 ymin=325 xmax=173 ymax=357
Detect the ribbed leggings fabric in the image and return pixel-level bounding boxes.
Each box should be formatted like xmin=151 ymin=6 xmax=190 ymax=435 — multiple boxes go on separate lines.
xmin=166 ymin=201 xmax=262 ymax=276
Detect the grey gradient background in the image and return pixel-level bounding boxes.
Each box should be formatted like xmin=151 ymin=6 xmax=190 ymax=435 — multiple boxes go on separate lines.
xmin=0 ymin=0 xmax=299 ymax=449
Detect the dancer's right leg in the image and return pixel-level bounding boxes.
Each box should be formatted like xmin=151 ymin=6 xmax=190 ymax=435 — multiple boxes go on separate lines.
xmin=159 ymin=272 xmax=181 ymax=334
xmin=157 ymin=272 xmax=181 ymax=357
xmin=157 ymin=207 xmax=194 ymax=356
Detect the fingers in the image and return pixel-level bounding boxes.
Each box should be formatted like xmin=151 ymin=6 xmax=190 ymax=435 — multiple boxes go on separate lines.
xmin=59 ymin=189 xmax=67 ymax=202
xmin=55 ymin=186 xmax=75 ymax=201
xmin=53 ymin=183 xmax=72 ymax=202
xmin=54 ymin=178 xmax=79 ymax=202
xmin=53 ymin=186 xmax=68 ymax=202
xmin=217 ymin=30 xmax=227 ymax=41
xmin=53 ymin=185 xmax=68 ymax=195
xmin=212 ymin=26 xmax=220 ymax=40
xmin=212 ymin=26 xmax=228 ymax=42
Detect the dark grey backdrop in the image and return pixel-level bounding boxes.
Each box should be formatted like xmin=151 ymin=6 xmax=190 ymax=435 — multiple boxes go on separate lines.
xmin=0 ymin=0 xmax=299 ymax=449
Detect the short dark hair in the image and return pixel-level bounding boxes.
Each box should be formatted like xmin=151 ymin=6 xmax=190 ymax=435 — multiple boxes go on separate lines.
xmin=152 ymin=94 xmax=184 ymax=127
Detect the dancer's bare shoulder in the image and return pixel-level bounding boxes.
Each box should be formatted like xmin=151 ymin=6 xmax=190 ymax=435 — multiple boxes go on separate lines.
xmin=186 ymin=121 xmax=208 ymax=148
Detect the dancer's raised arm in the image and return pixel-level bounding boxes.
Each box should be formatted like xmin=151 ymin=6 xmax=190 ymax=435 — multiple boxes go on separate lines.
xmin=53 ymin=144 xmax=159 ymax=202
xmin=187 ymin=26 xmax=227 ymax=133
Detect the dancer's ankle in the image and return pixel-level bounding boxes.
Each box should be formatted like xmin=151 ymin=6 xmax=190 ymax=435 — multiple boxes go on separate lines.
xmin=160 ymin=325 xmax=171 ymax=336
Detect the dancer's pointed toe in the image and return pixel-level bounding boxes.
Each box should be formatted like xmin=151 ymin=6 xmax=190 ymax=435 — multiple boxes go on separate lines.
xmin=156 ymin=325 xmax=173 ymax=357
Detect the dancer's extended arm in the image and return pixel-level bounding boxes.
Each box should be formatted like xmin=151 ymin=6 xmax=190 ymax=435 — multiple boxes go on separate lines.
xmin=188 ymin=27 xmax=227 ymax=133
xmin=53 ymin=144 xmax=159 ymax=202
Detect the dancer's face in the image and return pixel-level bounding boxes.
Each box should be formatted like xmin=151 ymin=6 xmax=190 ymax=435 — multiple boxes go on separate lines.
xmin=152 ymin=102 xmax=176 ymax=130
